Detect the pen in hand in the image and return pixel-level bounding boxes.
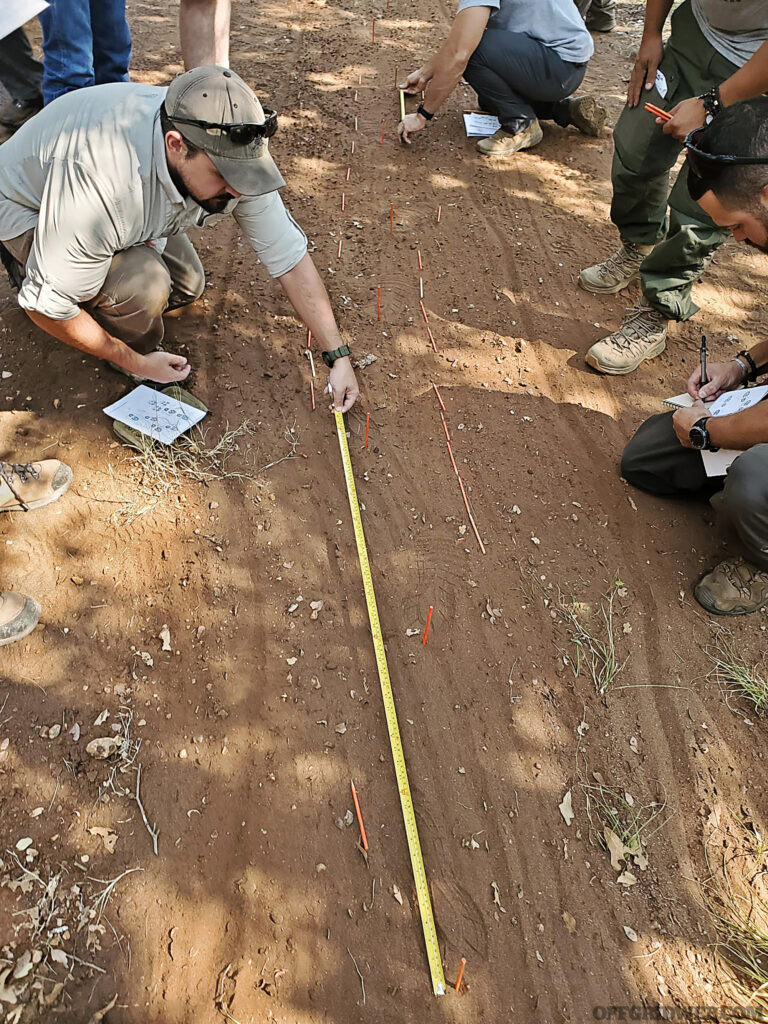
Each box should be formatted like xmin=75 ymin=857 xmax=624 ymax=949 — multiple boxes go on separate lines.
xmin=700 ymin=334 xmax=709 ymax=387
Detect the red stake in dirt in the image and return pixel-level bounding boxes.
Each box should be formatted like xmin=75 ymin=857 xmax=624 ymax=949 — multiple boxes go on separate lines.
xmin=350 ymin=780 xmax=369 ymax=851
xmin=394 ymin=66 xmax=398 ymax=90
xmin=310 ymin=378 xmax=316 ymax=410
xmin=422 ymin=606 xmax=434 ymax=645
xmin=354 ymin=90 xmax=358 ymax=102
xmin=417 ymin=248 xmax=423 ymax=272
xmin=307 ymin=328 xmax=312 ymax=349
xmin=363 ymin=412 xmax=370 ymax=449
xmin=380 ymin=119 xmax=385 ymax=146
xmin=346 ymin=167 xmax=351 ymax=182
xmin=341 ymin=192 xmax=346 ymax=211
xmin=377 ymin=285 xmax=381 ymax=321
xmin=437 ymin=205 xmax=442 ymax=223
xmin=455 ymin=957 xmax=467 ymax=992
xmin=371 ymin=17 xmax=375 ymax=42
xmin=337 ymin=239 xmax=343 ymax=258
xmin=389 ymin=203 xmax=394 ymax=234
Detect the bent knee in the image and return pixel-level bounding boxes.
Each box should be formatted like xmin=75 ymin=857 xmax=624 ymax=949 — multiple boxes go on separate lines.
xmin=723 ymin=445 xmax=768 ymax=509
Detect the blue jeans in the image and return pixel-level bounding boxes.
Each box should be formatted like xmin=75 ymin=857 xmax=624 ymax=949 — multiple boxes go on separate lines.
xmin=39 ymin=0 xmax=131 ymax=104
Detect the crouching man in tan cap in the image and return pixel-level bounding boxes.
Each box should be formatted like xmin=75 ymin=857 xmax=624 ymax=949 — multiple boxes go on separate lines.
xmin=0 ymin=66 xmax=359 ymax=410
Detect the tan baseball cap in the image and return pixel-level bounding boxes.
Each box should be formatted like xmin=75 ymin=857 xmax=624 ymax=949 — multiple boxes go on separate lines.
xmin=164 ymin=65 xmax=285 ymax=197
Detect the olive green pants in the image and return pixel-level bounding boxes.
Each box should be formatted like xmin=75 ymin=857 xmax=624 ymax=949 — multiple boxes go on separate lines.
xmin=610 ymin=0 xmax=738 ymax=321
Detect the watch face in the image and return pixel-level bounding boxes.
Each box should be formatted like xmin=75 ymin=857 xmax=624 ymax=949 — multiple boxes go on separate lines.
xmin=689 ymin=425 xmax=707 ymax=450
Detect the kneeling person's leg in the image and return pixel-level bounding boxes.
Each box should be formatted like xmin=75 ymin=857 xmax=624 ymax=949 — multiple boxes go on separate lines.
xmin=162 ymin=233 xmax=205 ymax=310
xmin=86 ymin=243 xmax=173 ymax=353
xmin=720 ymin=446 xmax=768 ymax=572
xmin=621 ymin=411 xmax=716 ymax=498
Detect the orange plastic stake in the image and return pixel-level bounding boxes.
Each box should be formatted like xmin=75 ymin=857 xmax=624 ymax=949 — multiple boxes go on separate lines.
xmin=354 ymin=115 xmax=358 ymax=131
xmin=371 ymin=17 xmax=375 ymax=42
xmin=455 ymin=957 xmax=467 ymax=991
xmin=363 ymin=411 xmax=370 ymax=449
xmin=307 ymin=329 xmax=312 ymax=349
xmin=419 ymin=299 xmax=429 ymax=325
xmin=354 ymin=89 xmax=358 ymax=102
xmin=341 ymin=192 xmax=346 ymax=211
xmin=437 ymin=205 xmax=442 ymax=223
xmin=425 ymin=323 xmax=438 ymax=353
xmin=394 ymin=67 xmax=398 ymax=90
xmin=351 ymin=140 xmax=355 ymax=154
xmin=358 ymin=73 xmax=362 ymax=85
xmin=380 ymin=119 xmax=385 ymax=146
xmin=417 ymin=249 xmax=423 ymax=271
xmin=377 ymin=285 xmax=381 ymax=321
xmin=310 ymin=378 xmax=316 ymax=410
xmin=346 ymin=167 xmax=351 ymax=182
xmin=337 ymin=239 xmax=343 ymax=258
xmin=389 ymin=203 xmax=394 ymax=234
xmin=422 ymin=606 xmax=434 ymax=645
xmin=350 ymin=780 xmax=369 ymax=851
xmin=432 ymin=381 xmax=446 ymax=412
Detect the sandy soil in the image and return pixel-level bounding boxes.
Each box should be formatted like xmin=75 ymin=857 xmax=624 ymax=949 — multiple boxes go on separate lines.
xmin=1 ymin=1 xmax=767 ymax=1022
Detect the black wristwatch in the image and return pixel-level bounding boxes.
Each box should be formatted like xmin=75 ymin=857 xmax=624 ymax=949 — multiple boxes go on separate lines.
xmin=689 ymin=416 xmax=719 ymax=452
xmin=322 ymin=344 xmax=351 ymax=368
xmin=699 ymin=85 xmax=723 ymax=124
xmin=417 ymin=102 xmax=434 ymax=121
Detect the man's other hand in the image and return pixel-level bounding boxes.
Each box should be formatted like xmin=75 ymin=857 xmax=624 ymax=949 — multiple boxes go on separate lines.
xmin=140 ymin=350 xmax=192 ymax=383
xmin=673 ymin=399 xmax=709 ymax=447
xmin=404 ymin=67 xmax=431 ymax=94
xmin=398 ymin=112 xmax=427 ymax=145
xmin=661 ymin=97 xmax=707 ymax=140
xmin=627 ymin=35 xmax=664 ymax=108
xmin=687 ymin=358 xmax=745 ymax=402
xmin=329 ymin=356 xmax=359 ymax=412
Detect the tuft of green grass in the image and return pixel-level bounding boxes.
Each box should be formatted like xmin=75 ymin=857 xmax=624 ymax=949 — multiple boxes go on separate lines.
xmin=708 ymin=631 xmax=768 ymax=718
xmin=580 ymin=777 xmax=669 ymax=867
xmin=555 ymin=584 xmax=626 ymax=695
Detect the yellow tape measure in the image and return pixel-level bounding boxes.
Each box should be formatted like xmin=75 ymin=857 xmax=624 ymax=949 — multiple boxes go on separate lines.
xmin=334 ymin=409 xmax=446 ymax=997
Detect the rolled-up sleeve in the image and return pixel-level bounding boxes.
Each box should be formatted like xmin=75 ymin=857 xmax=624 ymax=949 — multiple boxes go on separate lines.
xmin=232 ymin=190 xmax=308 ymax=278
xmin=18 ymin=158 xmax=124 ymax=320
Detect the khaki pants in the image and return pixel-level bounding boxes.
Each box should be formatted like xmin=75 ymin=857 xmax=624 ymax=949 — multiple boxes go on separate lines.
xmin=5 ymin=231 xmax=205 ymax=352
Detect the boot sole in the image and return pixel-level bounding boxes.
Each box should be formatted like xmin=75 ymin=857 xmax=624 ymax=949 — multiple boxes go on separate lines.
xmin=578 ymin=270 xmax=639 ymax=295
xmin=477 ymin=128 xmax=543 ymax=157
xmin=0 ymin=596 xmax=42 ymax=646
xmin=0 ymin=464 xmax=74 ymax=512
xmin=585 ymin=338 xmax=666 ymax=375
xmin=694 ymin=585 xmax=768 ymax=617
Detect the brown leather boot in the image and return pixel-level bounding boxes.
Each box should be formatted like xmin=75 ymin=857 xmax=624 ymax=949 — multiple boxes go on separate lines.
xmin=695 ymin=558 xmax=768 ymax=616
xmin=0 ymin=592 xmax=41 ymax=646
xmin=0 ymin=460 xmax=73 ymax=512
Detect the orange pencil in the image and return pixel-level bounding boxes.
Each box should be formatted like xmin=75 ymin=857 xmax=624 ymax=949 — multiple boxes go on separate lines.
xmin=363 ymin=411 xmax=370 ymax=449
xmin=455 ymin=957 xmax=467 ymax=991
xmin=422 ymin=606 xmax=434 ymax=645
xmin=350 ymin=780 xmax=369 ymax=851
xmin=644 ymin=102 xmax=671 ymax=122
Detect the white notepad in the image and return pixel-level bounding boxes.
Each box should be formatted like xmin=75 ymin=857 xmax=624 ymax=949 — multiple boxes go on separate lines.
xmin=463 ymin=112 xmax=501 ymax=137
xmin=104 ymin=385 xmax=207 ymax=444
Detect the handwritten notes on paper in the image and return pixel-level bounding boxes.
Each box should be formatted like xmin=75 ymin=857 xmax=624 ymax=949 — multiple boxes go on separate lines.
xmin=702 ymin=385 xmax=768 ymax=477
xmin=103 ymin=385 xmax=207 ymax=444
xmin=463 ymin=113 xmax=501 ymax=137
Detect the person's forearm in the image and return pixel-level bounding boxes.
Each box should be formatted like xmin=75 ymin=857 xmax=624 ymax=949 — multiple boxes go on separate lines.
xmin=745 ymin=338 xmax=768 ymax=372
xmin=25 ymin=308 xmax=144 ymax=371
xmin=423 ymin=56 xmax=468 ymax=113
xmin=708 ymin=402 xmax=768 ymax=450
xmin=720 ymin=41 xmax=768 ymax=106
xmin=421 ymin=7 xmax=490 ymax=114
xmin=276 ymin=253 xmax=344 ymax=352
xmin=642 ymin=0 xmax=673 ymax=38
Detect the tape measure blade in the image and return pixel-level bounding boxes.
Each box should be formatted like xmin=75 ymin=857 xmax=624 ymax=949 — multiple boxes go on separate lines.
xmin=334 ymin=411 xmax=446 ymax=997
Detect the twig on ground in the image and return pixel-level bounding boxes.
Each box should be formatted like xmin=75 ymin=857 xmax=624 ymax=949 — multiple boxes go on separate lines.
xmin=347 ymin=948 xmax=366 ymax=1006
xmin=134 ymin=764 xmax=159 ymax=856
xmin=256 ymin=422 xmax=300 ymax=473
xmin=87 ymin=867 xmax=143 ymax=924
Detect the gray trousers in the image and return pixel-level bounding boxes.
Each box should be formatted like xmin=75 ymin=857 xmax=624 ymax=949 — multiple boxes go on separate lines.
xmin=575 ymin=0 xmax=616 ymax=32
xmin=621 ymin=412 xmax=768 ymax=571
xmin=5 ymin=231 xmax=204 ymax=352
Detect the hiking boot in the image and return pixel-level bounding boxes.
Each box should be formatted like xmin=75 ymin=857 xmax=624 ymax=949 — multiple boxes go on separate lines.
xmin=0 ymin=592 xmax=41 ymax=646
xmin=0 ymin=240 xmax=24 ymax=292
xmin=568 ymin=96 xmax=607 ymax=137
xmin=579 ymin=241 xmax=654 ymax=294
xmin=585 ymin=304 xmax=668 ymax=375
xmin=695 ymin=557 xmax=768 ymax=616
xmin=0 ymin=96 xmax=42 ymax=134
xmin=0 ymin=460 xmax=73 ymax=512
xmin=476 ymin=121 xmax=543 ymax=157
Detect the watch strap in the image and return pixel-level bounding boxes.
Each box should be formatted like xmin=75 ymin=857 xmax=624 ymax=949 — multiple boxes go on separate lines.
xmin=322 ymin=344 xmax=351 ymax=368
xmin=417 ymin=102 xmax=434 ymax=121
xmin=737 ymin=349 xmax=759 ymax=382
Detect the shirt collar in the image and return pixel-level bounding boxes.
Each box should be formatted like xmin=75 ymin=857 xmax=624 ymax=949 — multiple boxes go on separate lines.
xmin=153 ymin=109 xmax=185 ymax=206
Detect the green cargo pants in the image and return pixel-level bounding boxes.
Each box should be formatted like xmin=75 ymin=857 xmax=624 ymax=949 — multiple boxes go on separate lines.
xmin=610 ymin=0 xmax=738 ymax=321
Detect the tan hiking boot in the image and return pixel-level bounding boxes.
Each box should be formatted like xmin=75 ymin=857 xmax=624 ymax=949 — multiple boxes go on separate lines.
xmin=568 ymin=96 xmax=607 ymax=137
xmin=585 ymin=304 xmax=668 ymax=375
xmin=477 ymin=121 xmax=543 ymax=157
xmin=0 ymin=592 xmax=41 ymax=646
xmin=579 ymin=241 xmax=654 ymax=294
xmin=695 ymin=558 xmax=768 ymax=616
xmin=0 ymin=460 xmax=73 ymax=512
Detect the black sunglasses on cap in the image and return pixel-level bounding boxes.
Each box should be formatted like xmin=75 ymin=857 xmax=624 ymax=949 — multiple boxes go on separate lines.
xmin=684 ymin=126 xmax=768 ymax=179
xmin=169 ymin=109 xmax=278 ymax=144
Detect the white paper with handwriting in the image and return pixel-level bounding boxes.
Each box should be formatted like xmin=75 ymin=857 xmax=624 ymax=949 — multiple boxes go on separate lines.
xmin=104 ymin=385 xmax=206 ymax=444
xmin=701 ymin=385 xmax=768 ymax=476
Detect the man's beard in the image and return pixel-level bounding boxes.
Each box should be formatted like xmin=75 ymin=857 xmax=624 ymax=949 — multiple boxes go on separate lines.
xmin=168 ymin=161 xmax=231 ymax=214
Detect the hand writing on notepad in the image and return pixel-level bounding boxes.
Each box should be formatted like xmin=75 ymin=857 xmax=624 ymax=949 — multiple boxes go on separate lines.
xmin=687 ymin=359 xmax=745 ymax=402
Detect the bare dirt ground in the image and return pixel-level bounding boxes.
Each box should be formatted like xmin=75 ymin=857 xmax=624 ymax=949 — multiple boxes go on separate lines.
xmin=1 ymin=1 xmax=767 ymax=1022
